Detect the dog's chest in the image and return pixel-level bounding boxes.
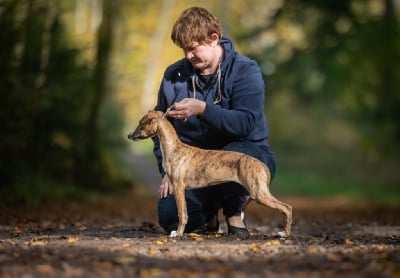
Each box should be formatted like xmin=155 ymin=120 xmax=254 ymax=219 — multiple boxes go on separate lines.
xmin=160 ymin=144 xmax=166 ymax=172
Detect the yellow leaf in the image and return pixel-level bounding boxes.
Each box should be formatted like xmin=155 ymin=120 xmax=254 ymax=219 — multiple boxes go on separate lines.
xmin=308 ymin=246 xmax=319 ymax=253
xmin=122 ymin=243 xmax=132 ymax=249
xmin=109 ymin=246 xmax=119 ymax=252
xmin=152 ymin=239 xmax=167 ymax=245
xmin=147 ymin=247 xmax=157 ymax=255
xmin=36 ymin=264 xmax=53 ymax=273
xmin=345 ymin=238 xmax=354 ymax=245
xmin=152 ymin=238 xmax=168 ymax=245
xmin=140 ymin=268 xmax=161 ymax=277
xmin=252 ymin=243 xmax=260 ymax=252
xmin=115 ymin=256 xmax=136 ymax=264
xmin=31 ymin=240 xmax=47 ymax=246
xmin=208 ymin=233 xmax=222 ymax=239
xmin=262 ymin=240 xmax=281 ymax=247
xmin=188 ymin=232 xmax=201 ymax=238
xmin=67 ymin=237 xmax=80 ymax=243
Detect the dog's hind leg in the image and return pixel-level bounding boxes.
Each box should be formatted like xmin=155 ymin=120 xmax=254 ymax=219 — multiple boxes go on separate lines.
xmin=252 ymin=185 xmax=292 ymax=237
xmin=173 ymin=185 xmax=188 ymax=237
xmin=257 ymin=194 xmax=292 ymax=236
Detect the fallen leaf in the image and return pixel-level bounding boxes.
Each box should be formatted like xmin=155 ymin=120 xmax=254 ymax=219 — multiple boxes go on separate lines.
xmin=326 ymin=253 xmax=341 ymax=262
xmin=187 ymin=232 xmax=201 ymax=238
xmin=109 ymin=246 xmax=119 ymax=252
xmin=139 ymin=268 xmax=161 ymax=277
xmin=252 ymin=243 xmax=260 ymax=252
xmin=36 ymin=264 xmax=53 ymax=274
xmin=67 ymin=237 xmax=80 ymax=243
xmin=345 ymin=238 xmax=354 ymax=245
xmin=147 ymin=247 xmax=157 ymax=255
xmin=262 ymin=240 xmax=281 ymax=247
xmin=152 ymin=237 xmax=168 ymax=245
xmin=115 ymin=256 xmax=136 ymax=264
xmin=122 ymin=243 xmax=132 ymax=249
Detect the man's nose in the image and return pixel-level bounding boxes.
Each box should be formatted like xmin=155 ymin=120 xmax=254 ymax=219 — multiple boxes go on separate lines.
xmin=185 ymin=51 xmax=194 ymax=59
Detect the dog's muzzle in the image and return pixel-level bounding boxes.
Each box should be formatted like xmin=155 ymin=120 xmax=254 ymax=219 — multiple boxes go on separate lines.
xmin=127 ymin=132 xmax=136 ymax=140
xmin=127 ymin=131 xmax=145 ymax=141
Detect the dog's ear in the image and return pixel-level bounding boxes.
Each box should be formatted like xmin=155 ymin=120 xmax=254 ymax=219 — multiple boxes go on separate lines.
xmin=147 ymin=110 xmax=156 ymax=118
xmin=147 ymin=110 xmax=163 ymax=121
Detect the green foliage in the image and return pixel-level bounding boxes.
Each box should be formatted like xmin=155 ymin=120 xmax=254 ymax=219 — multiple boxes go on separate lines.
xmin=0 ymin=0 xmax=130 ymax=205
xmin=2 ymin=0 xmax=399 ymax=205
xmin=232 ymin=0 xmax=400 ymax=201
xmin=274 ymin=169 xmax=400 ymax=205
xmin=0 ymin=176 xmax=102 ymax=207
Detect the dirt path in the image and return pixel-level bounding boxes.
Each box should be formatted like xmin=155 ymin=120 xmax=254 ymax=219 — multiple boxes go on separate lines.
xmin=0 ymin=185 xmax=399 ymax=278
xmin=0 ymin=151 xmax=399 ymax=277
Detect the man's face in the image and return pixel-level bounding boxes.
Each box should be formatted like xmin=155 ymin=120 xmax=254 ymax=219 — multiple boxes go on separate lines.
xmin=182 ymin=42 xmax=214 ymax=72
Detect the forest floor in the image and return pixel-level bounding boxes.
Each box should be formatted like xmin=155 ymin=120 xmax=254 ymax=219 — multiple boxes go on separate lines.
xmin=0 ymin=185 xmax=399 ymax=278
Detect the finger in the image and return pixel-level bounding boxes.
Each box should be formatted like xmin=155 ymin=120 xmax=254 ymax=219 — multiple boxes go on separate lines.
xmin=168 ymin=183 xmax=174 ymax=194
xmin=165 ymin=184 xmax=170 ymax=196
xmin=159 ymin=184 xmax=167 ymax=198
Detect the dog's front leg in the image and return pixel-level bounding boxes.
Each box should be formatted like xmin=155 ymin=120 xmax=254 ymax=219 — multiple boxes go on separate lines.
xmin=172 ymin=185 xmax=188 ymax=237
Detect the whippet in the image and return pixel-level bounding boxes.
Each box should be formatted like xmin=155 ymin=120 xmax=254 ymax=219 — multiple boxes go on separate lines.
xmin=128 ymin=110 xmax=292 ymax=238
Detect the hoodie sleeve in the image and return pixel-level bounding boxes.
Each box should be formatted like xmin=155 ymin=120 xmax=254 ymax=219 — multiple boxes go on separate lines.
xmin=201 ymin=61 xmax=267 ymax=139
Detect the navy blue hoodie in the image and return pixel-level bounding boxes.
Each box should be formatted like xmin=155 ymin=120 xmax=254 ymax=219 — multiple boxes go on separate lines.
xmin=153 ymin=37 xmax=271 ymax=176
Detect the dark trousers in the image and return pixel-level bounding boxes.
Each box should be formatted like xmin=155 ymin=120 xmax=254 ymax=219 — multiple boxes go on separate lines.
xmin=157 ymin=140 xmax=276 ymax=233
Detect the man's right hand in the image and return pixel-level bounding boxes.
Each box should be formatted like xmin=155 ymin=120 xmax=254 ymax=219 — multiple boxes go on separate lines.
xmin=159 ymin=175 xmax=174 ymax=198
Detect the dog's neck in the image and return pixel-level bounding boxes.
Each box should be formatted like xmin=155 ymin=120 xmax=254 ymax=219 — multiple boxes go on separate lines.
xmin=156 ymin=118 xmax=180 ymax=154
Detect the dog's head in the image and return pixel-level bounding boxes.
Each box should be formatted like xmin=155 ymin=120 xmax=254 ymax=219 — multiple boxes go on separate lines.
xmin=128 ymin=110 xmax=164 ymax=141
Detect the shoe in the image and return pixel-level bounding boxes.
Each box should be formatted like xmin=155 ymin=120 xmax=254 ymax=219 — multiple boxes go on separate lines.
xmin=228 ymin=224 xmax=250 ymax=239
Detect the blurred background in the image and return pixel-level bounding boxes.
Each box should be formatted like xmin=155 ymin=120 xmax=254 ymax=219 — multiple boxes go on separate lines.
xmin=1 ymin=0 xmax=399 ymax=206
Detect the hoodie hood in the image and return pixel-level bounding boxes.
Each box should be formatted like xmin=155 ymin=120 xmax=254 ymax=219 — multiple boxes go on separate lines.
xmin=219 ymin=37 xmax=236 ymax=71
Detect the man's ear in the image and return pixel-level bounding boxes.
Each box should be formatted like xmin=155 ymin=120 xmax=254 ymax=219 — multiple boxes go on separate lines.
xmin=210 ymin=33 xmax=220 ymax=46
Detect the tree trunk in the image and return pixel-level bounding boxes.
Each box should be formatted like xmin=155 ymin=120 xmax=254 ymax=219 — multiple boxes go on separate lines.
xmin=87 ymin=0 xmax=117 ymax=140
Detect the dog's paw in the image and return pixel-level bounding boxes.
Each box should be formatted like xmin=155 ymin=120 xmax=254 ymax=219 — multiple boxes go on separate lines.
xmin=169 ymin=231 xmax=177 ymax=237
xmin=277 ymin=231 xmax=287 ymax=238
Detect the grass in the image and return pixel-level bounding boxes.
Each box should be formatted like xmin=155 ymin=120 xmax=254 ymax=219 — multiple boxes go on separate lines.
xmin=273 ymin=168 xmax=400 ymax=205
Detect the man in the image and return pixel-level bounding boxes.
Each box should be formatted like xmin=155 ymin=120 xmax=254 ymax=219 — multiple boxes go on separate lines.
xmin=152 ymin=7 xmax=275 ymax=239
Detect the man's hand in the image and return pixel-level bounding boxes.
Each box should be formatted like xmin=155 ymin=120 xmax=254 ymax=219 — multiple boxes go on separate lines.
xmin=168 ymin=98 xmax=206 ymax=120
xmin=159 ymin=175 xmax=173 ymax=198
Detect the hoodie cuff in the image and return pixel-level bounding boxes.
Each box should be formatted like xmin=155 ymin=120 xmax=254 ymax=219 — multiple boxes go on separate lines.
xmin=202 ymin=103 xmax=219 ymax=123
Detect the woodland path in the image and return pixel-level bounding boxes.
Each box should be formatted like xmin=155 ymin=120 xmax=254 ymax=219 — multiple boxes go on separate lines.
xmin=0 ymin=151 xmax=399 ymax=277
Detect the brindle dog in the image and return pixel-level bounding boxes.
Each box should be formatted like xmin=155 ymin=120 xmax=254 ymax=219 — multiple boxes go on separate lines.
xmin=128 ymin=110 xmax=292 ymax=238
